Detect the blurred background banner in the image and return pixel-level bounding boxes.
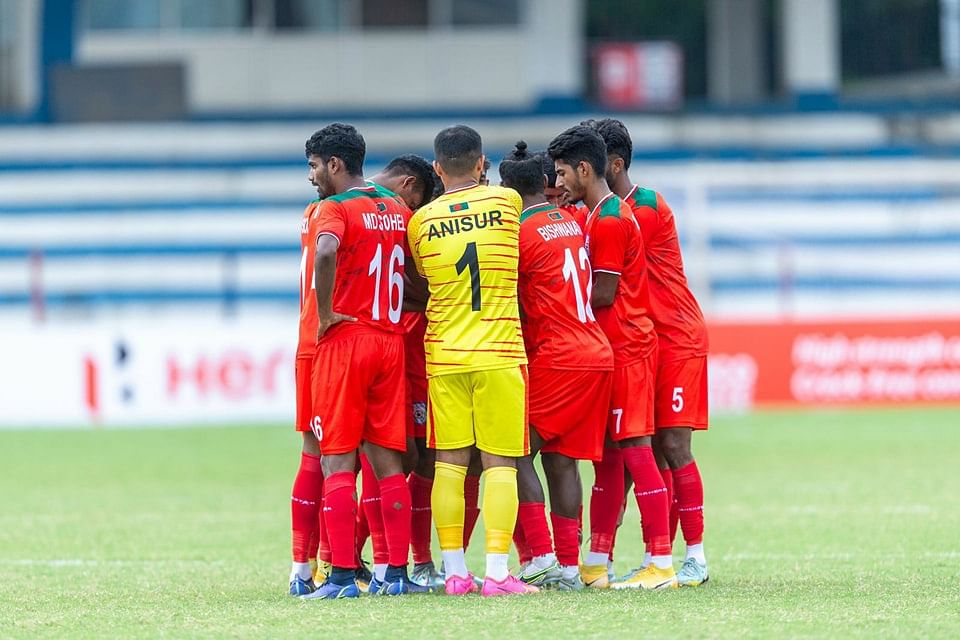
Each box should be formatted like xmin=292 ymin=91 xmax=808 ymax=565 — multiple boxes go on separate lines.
xmin=2 ymin=0 xmax=960 ymax=426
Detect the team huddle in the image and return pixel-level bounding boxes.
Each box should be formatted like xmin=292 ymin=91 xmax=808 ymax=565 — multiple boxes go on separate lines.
xmin=288 ymin=119 xmax=709 ymax=599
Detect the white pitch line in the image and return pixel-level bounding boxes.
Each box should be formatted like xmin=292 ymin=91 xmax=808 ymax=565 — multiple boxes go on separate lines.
xmin=720 ymin=551 xmax=960 ymax=562
xmin=0 ymin=559 xmax=227 ymax=568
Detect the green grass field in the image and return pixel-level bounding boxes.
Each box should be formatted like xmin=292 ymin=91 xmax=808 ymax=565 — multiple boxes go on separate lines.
xmin=1 ymin=407 xmax=959 ymax=638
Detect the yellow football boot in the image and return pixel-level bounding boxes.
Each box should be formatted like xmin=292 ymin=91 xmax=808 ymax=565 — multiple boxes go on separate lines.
xmin=580 ymin=563 xmax=610 ymax=589
xmin=313 ymin=560 xmax=332 ymax=585
xmin=610 ymin=564 xmax=678 ymax=590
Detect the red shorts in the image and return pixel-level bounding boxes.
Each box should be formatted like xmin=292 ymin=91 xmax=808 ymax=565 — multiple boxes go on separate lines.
xmin=406 ymin=370 xmax=428 ymax=439
xmin=294 ymin=355 xmax=316 ymax=433
xmin=529 ymin=367 xmax=612 ymax=462
xmin=311 ymin=330 xmax=405 ymax=455
xmin=608 ymin=351 xmax=657 ymax=441
xmin=404 ymin=319 xmax=428 ymax=439
xmin=655 ymin=356 xmax=709 ymax=430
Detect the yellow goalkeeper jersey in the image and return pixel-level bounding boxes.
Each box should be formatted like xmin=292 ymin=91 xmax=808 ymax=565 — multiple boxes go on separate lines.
xmin=408 ymin=183 xmax=527 ymax=377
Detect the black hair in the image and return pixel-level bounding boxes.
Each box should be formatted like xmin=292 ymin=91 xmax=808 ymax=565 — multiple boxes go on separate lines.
xmin=434 ymin=125 xmax=483 ymax=176
xmin=583 ymin=118 xmax=632 ymax=170
xmin=383 ymin=154 xmax=437 ymax=205
xmin=498 ymin=141 xmax=545 ymax=198
xmin=540 ymin=153 xmax=558 ymax=188
xmin=431 ymin=168 xmax=445 ymax=200
xmin=547 ymin=125 xmax=607 ymax=177
xmin=305 ymin=123 xmax=366 ymax=176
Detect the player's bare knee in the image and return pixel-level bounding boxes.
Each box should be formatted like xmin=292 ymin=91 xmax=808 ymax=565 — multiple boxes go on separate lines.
xmin=541 ymin=452 xmax=575 ymax=478
xmin=480 ymin=450 xmax=517 ymax=470
xmin=322 ymin=451 xmax=356 ymax=477
xmin=402 ymin=437 xmax=419 ymax=475
xmin=363 ymin=442 xmax=404 ymax=479
xmin=301 ymin=431 xmax=321 ymax=456
xmin=657 ymin=428 xmax=694 ymax=468
xmin=436 ymin=446 xmax=471 ymax=468
xmin=414 ymin=443 xmax=436 ymax=478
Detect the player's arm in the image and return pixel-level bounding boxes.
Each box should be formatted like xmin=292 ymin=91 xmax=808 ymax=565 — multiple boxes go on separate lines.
xmin=403 ymin=264 xmax=429 ymax=310
xmin=589 ymin=215 xmax=628 ymax=310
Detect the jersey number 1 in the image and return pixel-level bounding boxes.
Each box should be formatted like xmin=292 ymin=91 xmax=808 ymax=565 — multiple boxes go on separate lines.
xmin=368 ymin=243 xmax=405 ymax=323
xmin=456 ymin=241 xmax=481 ymax=311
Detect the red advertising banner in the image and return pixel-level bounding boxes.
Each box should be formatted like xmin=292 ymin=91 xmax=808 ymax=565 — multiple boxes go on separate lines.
xmin=708 ymin=318 xmax=960 ymax=411
xmin=593 ymin=42 xmax=683 ymax=110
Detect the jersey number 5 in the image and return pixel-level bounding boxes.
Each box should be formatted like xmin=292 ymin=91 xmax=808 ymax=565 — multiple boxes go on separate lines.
xmin=562 ymin=246 xmax=596 ymax=323
xmin=368 ymin=243 xmax=405 ymax=323
xmin=456 ymin=241 xmax=481 ymax=311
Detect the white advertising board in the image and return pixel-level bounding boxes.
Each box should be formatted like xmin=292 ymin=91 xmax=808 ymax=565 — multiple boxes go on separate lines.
xmin=0 ymin=320 xmax=296 ymax=427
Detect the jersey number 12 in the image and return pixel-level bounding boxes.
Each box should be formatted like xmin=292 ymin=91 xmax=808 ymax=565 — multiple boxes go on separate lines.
xmin=562 ymin=246 xmax=596 ymax=323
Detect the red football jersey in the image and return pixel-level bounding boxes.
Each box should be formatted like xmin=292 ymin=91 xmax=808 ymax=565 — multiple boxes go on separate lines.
xmin=560 ymin=203 xmax=589 ymax=232
xmin=583 ymin=192 xmax=657 ymax=367
xmin=518 ymin=202 xmax=613 ymax=371
xmin=313 ymin=184 xmax=412 ymax=340
xmin=625 ymin=186 xmax=708 ymax=362
xmin=297 ymin=199 xmax=323 ymax=358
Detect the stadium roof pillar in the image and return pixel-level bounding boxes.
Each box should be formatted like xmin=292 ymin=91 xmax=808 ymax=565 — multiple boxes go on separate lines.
xmin=779 ymin=0 xmax=840 ymax=107
xmin=707 ymin=0 xmax=767 ymax=105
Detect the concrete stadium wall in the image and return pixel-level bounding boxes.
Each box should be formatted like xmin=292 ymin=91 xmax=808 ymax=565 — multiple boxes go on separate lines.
xmin=75 ymin=0 xmax=584 ymax=113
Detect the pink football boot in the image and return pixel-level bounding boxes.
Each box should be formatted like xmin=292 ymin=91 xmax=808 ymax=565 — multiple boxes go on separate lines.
xmin=481 ymin=575 xmax=540 ymax=597
xmin=444 ymin=573 xmax=480 ymax=595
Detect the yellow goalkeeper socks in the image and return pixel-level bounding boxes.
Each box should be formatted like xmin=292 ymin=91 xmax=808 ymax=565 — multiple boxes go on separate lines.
xmin=482 ymin=466 xmax=518 ymax=580
xmin=432 ymin=462 xmax=468 ymax=551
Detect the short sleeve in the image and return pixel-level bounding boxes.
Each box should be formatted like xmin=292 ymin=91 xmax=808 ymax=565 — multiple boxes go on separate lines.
xmin=633 ymin=202 xmax=661 ymax=246
xmin=589 ymin=215 xmax=628 ymax=275
xmin=315 ymin=200 xmax=347 ymax=246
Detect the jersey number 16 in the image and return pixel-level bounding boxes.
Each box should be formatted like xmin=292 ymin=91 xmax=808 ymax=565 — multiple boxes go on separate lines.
xmin=368 ymin=243 xmax=405 ymax=323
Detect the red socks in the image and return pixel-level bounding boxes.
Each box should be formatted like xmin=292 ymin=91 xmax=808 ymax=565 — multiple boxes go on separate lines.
xmin=660 ymin=466 xmax=678 ymax=544
xmin=513 ymin=521 xmax=533 ymax=565
xmin=317 ymin=498 xmax=331 ymax=563
xmin=518 ymin=502 xmax=553 ymax=558
xmin=378 ymin=474 xmax=412 ymax=567
xmin=463 ymin=474 xmax=481 ymax=549
xmin=323 ymin=470 xmax=359 ymax=569
xmin=622 ymin=445 xmax=671 ymax=557
xmin=360 ymin=456 xmax=389 ymax=567
xmin=589 ymin=447 xmax=624 ymax=555
xmin=408 ymin=472 xmax=433 ymax=565
xmin=673 ymin=461 xmax=704 ymax=546
xmin=291 ymin=452 xmax=323 ymax=563
xmin=550 ymin=513 xmax=580 ymax=567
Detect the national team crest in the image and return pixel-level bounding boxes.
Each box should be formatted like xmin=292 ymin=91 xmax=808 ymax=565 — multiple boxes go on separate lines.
xmin=412 ymin=401 xmax=427 ymax=426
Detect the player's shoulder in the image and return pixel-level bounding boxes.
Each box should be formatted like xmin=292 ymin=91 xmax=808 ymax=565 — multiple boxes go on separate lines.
xmin=519 ymin=202 xmax=558 ymax=225
xmin=482 ymin=185 xmax=523 ymax=211
xmin=326 ymin=185 xmax=378 ymax=207
xmin=627 ymin=185 xmax=673 ymax=218
xmin=368 ymin=181 xmax=409 ymax=210
xmin=596 ymin=193 xmax=630 ymax=219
